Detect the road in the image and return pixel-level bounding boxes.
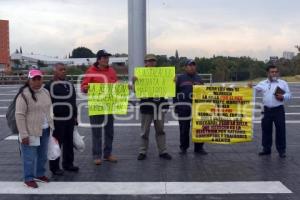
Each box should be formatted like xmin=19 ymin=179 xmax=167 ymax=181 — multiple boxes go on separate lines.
xmin=0 ymin=84 xmax=299 ymax=200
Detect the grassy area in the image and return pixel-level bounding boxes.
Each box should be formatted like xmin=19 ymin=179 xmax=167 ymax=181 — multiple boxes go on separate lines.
xmin=209 ymin=75 xmax=300 ymax=86
xmin=251 ymin=75 xmax=300 ymax=83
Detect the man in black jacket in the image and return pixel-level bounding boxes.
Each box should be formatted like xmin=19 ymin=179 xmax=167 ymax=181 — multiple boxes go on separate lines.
xmin=45 ymin=63 xmax=79 ymax=175
xmin=135 ymin=54 xmax=172 ymax=160
xmin=174 ymin=59 xmax=208 ymax=155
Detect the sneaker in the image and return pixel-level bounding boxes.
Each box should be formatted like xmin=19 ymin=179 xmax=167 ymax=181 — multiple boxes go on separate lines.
xmin=24 ymin=180 xmax=38 ymax=188
xmin=104 ymin=155 xmax=118 ymax=163
xmin=34 ymin=176 xmax=50 ymax=183
xmin=159 ymin=153 xmax=172 ymax=160
xmin=63 ymin=165 xmax=79 ymax=172
xmin=94 ymin=159 xmax=102 ymax=165
xmin=51 ymin=169 xmax=64 ymax=176
xmin=137 ymin=153 xmax=146 ymax=160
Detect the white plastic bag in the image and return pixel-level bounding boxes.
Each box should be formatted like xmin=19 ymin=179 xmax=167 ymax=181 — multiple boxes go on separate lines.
xmin=47 ymin=136 xmax=61 ymax=160
xmin=73 ymin=127 xmax=85 ymax=152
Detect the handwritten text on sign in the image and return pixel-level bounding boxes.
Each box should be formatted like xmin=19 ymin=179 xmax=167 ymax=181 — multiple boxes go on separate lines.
xmin=134 ymin=67 xmax=175 ymax=98
xmin=192 ymin=86 xmax=254 ymax=144
xmin=88 ymin=83 xmax=129 ymax=116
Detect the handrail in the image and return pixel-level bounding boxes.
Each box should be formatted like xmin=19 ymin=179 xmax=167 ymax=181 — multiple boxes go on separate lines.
xmin=0 ymin=74 xmax=213 ymax=85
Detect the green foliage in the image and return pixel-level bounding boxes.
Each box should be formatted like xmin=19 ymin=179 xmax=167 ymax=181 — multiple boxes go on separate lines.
xmin=37 ymin=60 xmax=48 ymax=68
xmin=65 ymin=46 xmax=300 ymax=81
xmin=175 ymin=50 xmax=179 ymax=60
xmin=71 ymin=47 xmax=95 ymax=58
xmin=156 ymin=55 xmax=169 ymax=66
xmin=66 ymin=65 xmax=88 ymax=75
xmin=295 ymin=45 xmax=300 ymax=53
xmin=113 ymin=53 xmax=128 ymax=57
xmin=270 ymin=56 xmax=300 ymax=78
xmin=156 ymin=55 xmax=266 ymax=82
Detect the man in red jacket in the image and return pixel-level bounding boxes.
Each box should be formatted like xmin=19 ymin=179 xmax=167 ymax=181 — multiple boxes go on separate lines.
xmin=81 ymin=49 xmax=118 ymax=165
xmin=81 ymin=50 xmax=117 ymax=92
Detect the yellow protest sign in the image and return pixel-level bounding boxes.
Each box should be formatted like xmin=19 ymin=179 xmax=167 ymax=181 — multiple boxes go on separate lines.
xmin=134 ymin=66 xmax=175 ymax=98
xmin=192 ymin=86 xmax=254 ymax=144
xmin=88 ymin=83 xmax=129 ymax=116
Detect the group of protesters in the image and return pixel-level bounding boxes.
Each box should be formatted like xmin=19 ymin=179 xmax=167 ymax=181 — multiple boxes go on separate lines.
xmin=14 ymin=49 xmax=291 ymax=188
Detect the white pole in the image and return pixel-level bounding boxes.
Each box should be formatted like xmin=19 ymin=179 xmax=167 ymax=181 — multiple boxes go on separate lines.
xmin=128 ymin=0 xmax=146 ymax=83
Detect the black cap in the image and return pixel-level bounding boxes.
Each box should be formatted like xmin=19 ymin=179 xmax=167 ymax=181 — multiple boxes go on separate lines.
xmin=96 ymin=49 xmax=112 ymax=59
xmin=185 ymin=59 xmax=196 ymax=66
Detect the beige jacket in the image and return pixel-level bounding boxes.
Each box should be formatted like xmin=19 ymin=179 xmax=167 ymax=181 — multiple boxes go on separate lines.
xmin=15 ymin=87 xmax=54 ymax=140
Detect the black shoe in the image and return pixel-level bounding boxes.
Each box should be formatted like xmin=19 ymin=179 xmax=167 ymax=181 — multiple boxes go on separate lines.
xmin=258 ymin=151 xmax=271 ymax=156
xmin=194 ymin=149 xmax=208 ymax=155
xmin=179 ymin=149 xmax=187 ymax=155
xmin=63 ymin=165 xmax=79 ymax=172
xmin=159 ymin=153 xmax=172 ymax=160
xmin=279 ymin=153 xmax=286 ymax=158
xmin=51 ymin=169 xmax=64 ymax=176
xmin=137 ymin=153 xmax=146 ymax=160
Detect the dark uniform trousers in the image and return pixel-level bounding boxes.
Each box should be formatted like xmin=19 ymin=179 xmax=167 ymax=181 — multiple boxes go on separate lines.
xmin=49 ymin=120 xmax=75 ymax=171
xmin=261 ymin=105 xmax=286 ymax=154
xmin=177 ymin=108 xmax=204 ymax=152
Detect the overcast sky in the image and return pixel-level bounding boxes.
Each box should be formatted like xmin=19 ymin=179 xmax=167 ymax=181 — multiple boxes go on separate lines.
xmin=1 ymin=0 xmax=299 ymax=60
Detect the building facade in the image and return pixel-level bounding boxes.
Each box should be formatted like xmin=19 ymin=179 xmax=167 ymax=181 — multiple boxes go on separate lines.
xmin=0 ymin=20 xmax=10 ymax=74
xmin=10 ymin=52 xmax=128 ymax=74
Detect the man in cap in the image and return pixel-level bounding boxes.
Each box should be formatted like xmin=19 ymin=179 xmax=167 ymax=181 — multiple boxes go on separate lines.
xmin=135 ymin=54 xmax=172 ymax=160
xmin=174 ymin=59 xmax=208 ymax=155
xmin=81 ymin=49 xmax=118 ymax=165
xmin=45 ymin=63 xmax=79 ymax=175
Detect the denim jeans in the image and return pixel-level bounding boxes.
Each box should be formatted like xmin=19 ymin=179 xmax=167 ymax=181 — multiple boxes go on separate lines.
xmin=20 ymin=128 xmax=50 ymax=182
xmin=89 ymin=115 xmax=114 ymax=159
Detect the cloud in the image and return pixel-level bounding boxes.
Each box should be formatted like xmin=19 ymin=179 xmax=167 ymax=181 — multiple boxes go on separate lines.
xmin=1 ymin=0 xmax=127 ymax=56
xmin=146 ymin=0 xmax=300 ymax=60
xmin=1 ymin=0 xmax=300 ymax=60
xmin=150 ymin=23 xmax=300 ymax=60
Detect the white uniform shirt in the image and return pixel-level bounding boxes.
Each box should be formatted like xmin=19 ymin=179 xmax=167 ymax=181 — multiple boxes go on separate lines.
xmin=254 ymin=79 xmax=291 ymax=108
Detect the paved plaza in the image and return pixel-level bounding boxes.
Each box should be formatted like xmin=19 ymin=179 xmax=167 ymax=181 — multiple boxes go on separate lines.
xmin=0 ymin=84 xmax=299 ymax=199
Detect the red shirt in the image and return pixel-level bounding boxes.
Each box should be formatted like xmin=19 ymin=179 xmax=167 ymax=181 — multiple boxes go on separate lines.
xmin=81 ymin=65 xmax=118 ymax=93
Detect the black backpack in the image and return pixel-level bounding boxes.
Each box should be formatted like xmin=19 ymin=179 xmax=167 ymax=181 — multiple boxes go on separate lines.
xmin=6 ymin=93 xmax=28 ymax=134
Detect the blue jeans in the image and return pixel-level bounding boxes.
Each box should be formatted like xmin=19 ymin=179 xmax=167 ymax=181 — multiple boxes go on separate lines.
xmin=20 ymin=128 xmax=50 ymax=182
xmin=89 ymin=115 xmax=114 ymax=159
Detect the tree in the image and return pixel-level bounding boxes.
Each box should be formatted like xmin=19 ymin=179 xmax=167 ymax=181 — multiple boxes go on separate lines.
xmin=295 ymin=45 xmax=300 ymax=53
xmin=113 ymin=53 xmax=128 ymax=57
xmin=156 ymin=55 xmax=169 ymax=66
xmin=37 ymin=60 xmax=47 ymax=68
xmin=175 ymin=50 xmax=179 ymax=60
xmin=71 ymin=47 xmax=95 ymax=58
xmin=169 ymin=56 xmax=177 ymax=65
